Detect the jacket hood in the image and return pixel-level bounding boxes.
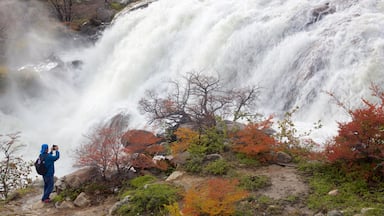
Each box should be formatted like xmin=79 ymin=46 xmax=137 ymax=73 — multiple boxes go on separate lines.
xmin=40 ymin=144 xmax=49 ymax=154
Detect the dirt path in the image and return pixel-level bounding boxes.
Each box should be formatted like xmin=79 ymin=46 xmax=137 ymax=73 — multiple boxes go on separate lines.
xmin=1 ymin=188 xmax=115 ymax=216
xmin=1 ymin=164 xmax=312 ymax=215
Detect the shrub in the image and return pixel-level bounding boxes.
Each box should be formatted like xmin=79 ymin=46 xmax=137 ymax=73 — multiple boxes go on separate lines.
xmin=239 ymin=175 xmax=271 ymax=191
xmin=203 ymin=159 xmax=230 ymax=175
xmin=235 ymin=153 xmax=260 ymax=167
xmin=130 ymin=175 xmax=156 ymax=189
xmin=117 ymin=183 xmax=180 ymax=216
xmin=182 ymin=178 xmax=248 ymax=215
xmin=231 ymin=117 xmax=275 ymax=162
xmin=325 ymin=84 xmax=384 ymax=181
xmin=183 ymin=156 xmax=204 ymax=173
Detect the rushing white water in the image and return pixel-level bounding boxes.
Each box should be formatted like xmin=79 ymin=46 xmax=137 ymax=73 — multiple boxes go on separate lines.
xmin=1 ymin=0 xmax=384 ymax=176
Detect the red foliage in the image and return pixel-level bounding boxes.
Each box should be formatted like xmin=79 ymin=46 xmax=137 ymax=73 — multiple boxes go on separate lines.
xmin=325 ymin=84 xmax=384 ymax=178
xmin=121 ymin=130 xmax=162 ymax=153
xmin=231 ymin=117 xmax=275 ymax=161
xmin=76 ymin=126 xmax=128 ymax=178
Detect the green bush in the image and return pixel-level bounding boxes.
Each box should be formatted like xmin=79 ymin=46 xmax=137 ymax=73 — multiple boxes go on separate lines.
xmin=130 ymin=175 xmax=156 ymax=188
xmin=203 ymin=159 xmax=230 ymax=175
xmin=117 ymin=183 xmax=180 ymax=216
xmin=235 ymin=153 xmax=260 ymax=167
xmin=53 ymin=187 xmax=82 ymax=202
xmin=184 ymin=156 xmax=204 ymax=173
xmin=239 ymin=175 xmax=271 ymax=191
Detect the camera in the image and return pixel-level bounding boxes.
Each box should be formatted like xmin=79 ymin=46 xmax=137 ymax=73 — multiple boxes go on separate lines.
xmin=52 ymin=145 xmax=58 ymax=150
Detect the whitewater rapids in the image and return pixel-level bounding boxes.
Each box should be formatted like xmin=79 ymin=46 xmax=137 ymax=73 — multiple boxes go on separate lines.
xmin=1 ymin=0 xmax=384 ymax=176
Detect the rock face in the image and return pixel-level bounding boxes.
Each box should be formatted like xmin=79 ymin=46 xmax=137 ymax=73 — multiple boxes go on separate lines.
xmin=307 ymin=2 xmax=336 ymax=25
xmin=55 ymin=167 xmax=100 ymax=193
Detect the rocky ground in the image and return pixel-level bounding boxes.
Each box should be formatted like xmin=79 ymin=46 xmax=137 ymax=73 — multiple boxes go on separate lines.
xmin=0 ymin=164 xmax=313 ymax=216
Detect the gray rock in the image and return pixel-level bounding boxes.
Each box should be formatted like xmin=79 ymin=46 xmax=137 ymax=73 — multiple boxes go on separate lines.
xmin=73 ymin=192 xmax=91 ymax=207
xmin=275 ymin=151 xmax=292 ymax=163
xmin=108 ymin=196 xmax=131 ymax=216
xmin=204 ymin=153 xmax=223 ymax=162
xmin=56 ymin=200 xmax=75 ymax=209
xmin=166 ymin=171 xmax=184 ymax=182
xmin=327 ymin=210 xmax=343 ymax=216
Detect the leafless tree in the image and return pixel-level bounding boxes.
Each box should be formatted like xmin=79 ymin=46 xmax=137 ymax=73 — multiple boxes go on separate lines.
xmin=139 ymin=72 xmax=260 ymax=130
xmin=48 ymin=0 xmax=73 ymax=23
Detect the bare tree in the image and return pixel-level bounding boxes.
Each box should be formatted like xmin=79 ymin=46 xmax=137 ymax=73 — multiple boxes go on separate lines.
xmin=139 ymin=72 xmax=260 ymax=130
xmin=0 ymin=132 xmax=32 ymax=199
xmin=75 ymin=125 xmax=130 ymax=179
xmin=48 ymin=0 xmax=73 ymax=23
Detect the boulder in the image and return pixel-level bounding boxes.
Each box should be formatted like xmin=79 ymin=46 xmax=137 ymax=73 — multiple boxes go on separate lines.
xmin=166 ymin=171 xmax=184 ymax=182
xmin=307 ymin=2 xmax=336 ymax=25
xmin=121 ymin=129 xmax=161 ymax=148
xmin=55 ymin=200 xmax=75 ymax=209
xmin=275 ymin=151 xmax=292 ymax=164
xmin=55 ymin=167 xmax=99 ymax=193
xmin=74 ymin=192 xmax=91 ymax=207
xmin=108 ymin=195 xmax=131 ymax=216
xmin=327 ymin=210 xmax=343 ymax=216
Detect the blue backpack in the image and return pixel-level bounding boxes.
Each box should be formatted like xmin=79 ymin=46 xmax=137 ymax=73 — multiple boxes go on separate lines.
xmin=35 ymin=155 xmax=47 ymax=175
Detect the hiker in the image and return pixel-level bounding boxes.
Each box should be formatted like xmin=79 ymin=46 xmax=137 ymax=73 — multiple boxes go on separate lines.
xmin=40 ymin=143 xmax=60 ymax=203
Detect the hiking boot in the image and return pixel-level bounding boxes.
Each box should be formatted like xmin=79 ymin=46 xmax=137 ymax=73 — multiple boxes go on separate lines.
xmin=43 ymin=198 xmax=51 ymax=203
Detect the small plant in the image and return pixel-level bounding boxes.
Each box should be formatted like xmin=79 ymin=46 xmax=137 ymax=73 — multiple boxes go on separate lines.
xmin=52 ymin=187 xmax=82 ymax=202
xmin=183 ymin=156 xmax=204 ymax=173
xmin=203 ymin=159 xmax=230 ymax=175
xmin=235 ymin=153 xmax=260 ymax=167
xmin=164 ymin=202 xmax=182 ymax=216
xmin=239 ymin=175 xmax=271 ymax=191
xmin=130 ymin=175 xmax=156 ymax=189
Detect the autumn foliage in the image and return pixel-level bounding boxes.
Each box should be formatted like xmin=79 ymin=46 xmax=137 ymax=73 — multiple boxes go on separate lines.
xmin=122 ymin=129 xmax=163 ymax=154
xmin=171 ymin=127 xmax=199 ymax=155
xmin=231 ymin=117 xmax=275 ymax=161
xmin=76 ymin=126 xmax=168 ymax=178
xmin=325 ymin=84 xmax=384 ymax=178
xmin=182 ymin=178 xmax=248 ymax=215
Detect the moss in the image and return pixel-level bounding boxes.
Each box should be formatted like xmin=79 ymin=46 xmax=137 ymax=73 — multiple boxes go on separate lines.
xmin=109 ymin=2 xmax=125 ymax=11
xmin=302 ymin=162 xmax=384 ymax=215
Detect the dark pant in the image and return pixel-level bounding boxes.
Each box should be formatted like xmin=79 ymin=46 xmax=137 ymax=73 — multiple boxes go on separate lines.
xmin=42 ymin=175 xmax=54 ymax=201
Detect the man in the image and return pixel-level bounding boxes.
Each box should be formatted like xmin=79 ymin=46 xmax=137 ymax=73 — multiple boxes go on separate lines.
xmin=40 ymin=143 xmax=60 ymax=203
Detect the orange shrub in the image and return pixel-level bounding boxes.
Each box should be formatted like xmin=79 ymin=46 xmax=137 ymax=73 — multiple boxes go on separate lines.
xmin=170 ymin=128 xmax=199 ymax=155
xmin=231 ymin=118 xmax=275 ymax=161
xmin=182 ymin=178 xmax=248 ymax=216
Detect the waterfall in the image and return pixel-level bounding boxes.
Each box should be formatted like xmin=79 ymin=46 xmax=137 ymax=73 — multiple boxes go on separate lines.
xmin=1 ymin=0 xmax=383 ymax=176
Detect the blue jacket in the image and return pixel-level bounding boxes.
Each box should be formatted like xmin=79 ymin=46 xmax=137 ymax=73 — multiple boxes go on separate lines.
xmin=39 ymin=144 xmax=60 ymax=176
